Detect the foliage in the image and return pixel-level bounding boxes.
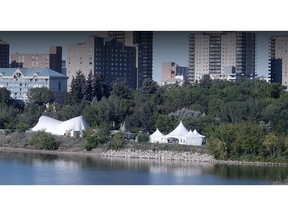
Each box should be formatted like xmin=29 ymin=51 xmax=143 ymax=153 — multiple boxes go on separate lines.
xmin=110 ymin=78 xmax=133 ymax=100
xmin=83 ymin=126 xmax=110 ymax=151
xmin=94 ymin=73 xmax=110 ymax=101
xmin=0 ymin=87 xmax=12 ymax=107
xmin=27 ymin=132 xmax=60 ymax=150
xmin=84 ymin=71 xmax=94 ymax=102
xmin=108 ymin=132 xmax=126 ymax=150
xmin=137 ymin=132 xmax=150 ymax=143
xmin=207 ymin=122 xmax=265 ymax=160
xmin=2 ymin=76 xmax=288 ymax=162
xmin=70 ymin=70 xmax=86 ymax=103
xmin=27 ymin=87 xmax=55 ymax=106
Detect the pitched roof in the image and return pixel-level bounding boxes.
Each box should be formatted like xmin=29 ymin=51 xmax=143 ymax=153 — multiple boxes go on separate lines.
xmin=150 ymin=128 xmax=165 ymax=139
xmin=0 ymin=68 xmax=66 ymax=78
xmin=166 ymin=121 xmax=189 ymax=137
xmin=193 ymin=129 xmax=205 ymax=138
xmin=184 ymin=130 xmax=201 ymax=139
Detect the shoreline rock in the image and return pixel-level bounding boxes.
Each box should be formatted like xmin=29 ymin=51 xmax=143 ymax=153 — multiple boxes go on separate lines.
xmin=0 ymin=147 xmax=287 ymax=167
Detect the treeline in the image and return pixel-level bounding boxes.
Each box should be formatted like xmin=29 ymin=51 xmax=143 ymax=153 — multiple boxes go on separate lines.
xmin=1 ymin=72 xmax=288 ymax=162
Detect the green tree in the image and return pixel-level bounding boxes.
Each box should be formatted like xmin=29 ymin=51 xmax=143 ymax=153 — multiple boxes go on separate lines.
xmin=111 ymin=78 xmax=133 ymax=100
xmin=94 ymin=73 xmax=110 ymax=101
xmin=141 ymin=78 xmax=159 ymax=96
xmin=0 ymin=87 xmax=11 ymax=107
xmin=199 ymin=74 xmax=213 ymax=89
xmin=70 ymin=70 xmax=86 ymax=103
xmin=27 ymin=87 xmax=55 ymax=106
xmin=85 ymin=71 xmax=94 ymax=102
xmin=263 ymin=133 xmax=280 ymax=158
xmin=155 ymin=114 xmax=176 ymax=134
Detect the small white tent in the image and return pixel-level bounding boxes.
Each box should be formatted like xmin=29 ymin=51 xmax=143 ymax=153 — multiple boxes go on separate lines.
xmin=184 ymin=130 xmax=204 ymax=145
xmin=149 ymin=128 xmax=165 ymax=143
xmin=193 ymin=129 xmax=205 ymax=138
xmin=165 ymin=121 xmax=189 ymax=144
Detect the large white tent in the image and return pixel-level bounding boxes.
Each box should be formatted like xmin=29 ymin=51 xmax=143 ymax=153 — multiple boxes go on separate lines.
xmin=165 ymin=121 xmax=189 ymax=144
xmin=149 ymin=128 xmax=166 ymax=143
xmin=31 ymin=116 xmax=63 ymax=134
xmin=31 ymin=115 xmax=89 ymax=137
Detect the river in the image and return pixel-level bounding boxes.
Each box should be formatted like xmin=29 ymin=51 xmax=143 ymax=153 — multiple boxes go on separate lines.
xmin=0 ymin=151 xmax=287 ymax=185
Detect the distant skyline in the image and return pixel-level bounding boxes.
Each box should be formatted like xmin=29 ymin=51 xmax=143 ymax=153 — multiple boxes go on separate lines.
xmin=1 ymin=31 xmax=288 ymax=81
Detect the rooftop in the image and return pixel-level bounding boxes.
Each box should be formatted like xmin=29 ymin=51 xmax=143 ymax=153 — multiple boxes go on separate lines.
xmin=0 ymin=68 xmax=67 ymax=78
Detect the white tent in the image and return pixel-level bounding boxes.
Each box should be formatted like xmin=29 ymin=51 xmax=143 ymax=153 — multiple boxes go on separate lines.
xmin=184 ymin=130 xmax=204 ymax=146
xmin=31 ymin=115 xmax=89 ymax=137
xmin=56 ymin=116 xmax=89 ymax=136
xmin=165 ymin=121 xmax=189 ymax=144
xmin=149 ymin=128 xmax=166 ymax=143
xmin=193 ymin=129 xmax=205 ymax=138
xmin=31 ymin=116 xmax=63 ymax=134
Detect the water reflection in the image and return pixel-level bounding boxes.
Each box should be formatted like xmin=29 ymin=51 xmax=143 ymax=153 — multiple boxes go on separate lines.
xmin=0 ymin=151 xmax=287 ymax=185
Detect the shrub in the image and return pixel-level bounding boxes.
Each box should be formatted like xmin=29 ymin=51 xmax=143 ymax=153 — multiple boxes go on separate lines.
xmin=108 ymin=132 xmax=125 ymax=150
xmin=83 ymin=127 xmax=109 ymax=151
xmin=137 ymin=132 xmax=150 ymax=143
xmin=27 ymin=132 xmax=60 ymax=150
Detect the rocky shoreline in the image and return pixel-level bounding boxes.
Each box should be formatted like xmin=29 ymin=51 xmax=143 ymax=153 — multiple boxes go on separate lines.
xmin=0 ymin=147 xmax=288 ymax=167
xmin=99 ymin=149 xmax=288 ymax=167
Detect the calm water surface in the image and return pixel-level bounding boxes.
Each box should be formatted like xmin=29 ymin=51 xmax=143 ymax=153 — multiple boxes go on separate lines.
xmin=0 ymin=151 xmax=287 ymax=185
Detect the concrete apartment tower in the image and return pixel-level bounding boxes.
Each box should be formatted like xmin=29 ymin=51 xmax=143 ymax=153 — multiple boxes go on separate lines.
xmin=11 ymin=46 xmax=62 ymax=73
xmin=107 ymin=31 xmax=153 ymax=89
xmin=0 ymin=39 xmax=10 ymax=68
xmin=269 ymin=35 xmax=288 ymax=86
xmin=188 ymin=32 xmax=256 ymax=83
xmin=67 ymin=35 xmax=137 ymax=90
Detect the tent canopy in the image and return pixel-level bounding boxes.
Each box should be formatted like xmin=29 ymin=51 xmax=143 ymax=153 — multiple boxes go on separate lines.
xmin=150 ymin=128 xmax=165 ymax=143
xmin=193 ymin=129 xmax=205 ymax=138
xmin=166 ymin=121 xmax=188 ymax=138
xmin=31 ymin=115 xmax=89 ymax=136
xmin=150 ymin=128 xmax=165 ymax=139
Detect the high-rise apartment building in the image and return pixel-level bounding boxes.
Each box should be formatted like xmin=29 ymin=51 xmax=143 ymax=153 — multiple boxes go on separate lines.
xmin=11 ymin=46 xmax=62 ymax=73
xmin=188 ymin=32 xmax=256 ymax=83
xmin=0 ymin=39 xmax=9 ymax=68
xmin=107 ymin=31 xmax=153 ymax=88
xmin=269 ymin=35 xmax=288 ymax=86
xmin=67 ymin=36 xmax=137 ymax=90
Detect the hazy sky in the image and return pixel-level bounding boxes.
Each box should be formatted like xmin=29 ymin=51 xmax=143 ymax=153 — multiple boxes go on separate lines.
xmin=1 ymin=31 xmax=287 ymax=81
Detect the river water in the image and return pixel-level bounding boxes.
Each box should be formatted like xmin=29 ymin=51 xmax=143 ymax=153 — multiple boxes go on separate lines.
xmin=0 ymin=151 xmax=287 ymax=185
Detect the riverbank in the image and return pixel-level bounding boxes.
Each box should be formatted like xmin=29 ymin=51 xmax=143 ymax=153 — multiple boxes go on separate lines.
xmin=1 ymin=146 xmax=287 ymax=167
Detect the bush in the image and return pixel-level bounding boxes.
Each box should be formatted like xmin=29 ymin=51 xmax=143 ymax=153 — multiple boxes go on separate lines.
xmin=27 ymin=132 xmax=60 ymax=150
xmin=137 ymin=132 xmax=150 ymax=143
xmin=83 ymin=127 xmax=109 ymax=151
xmin=15 ymin=122 xmax=29 ymax=133
xmin=108 ymin=132 xmax=125 ymax=150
